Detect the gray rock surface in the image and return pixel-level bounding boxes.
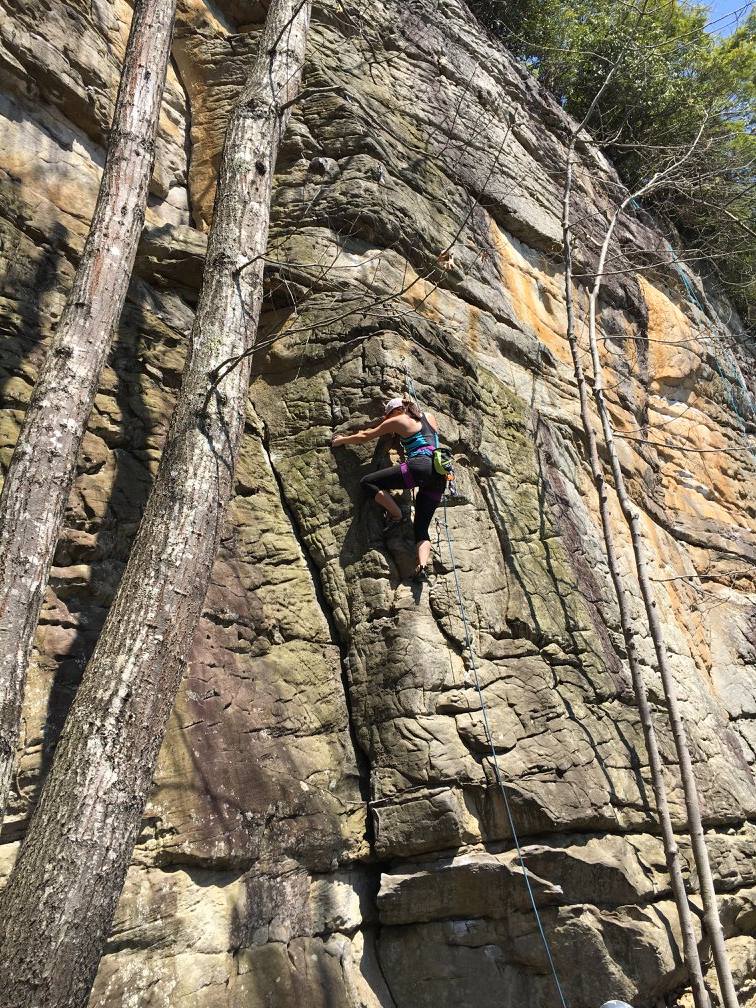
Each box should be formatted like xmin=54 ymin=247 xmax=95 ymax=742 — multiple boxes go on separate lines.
xmin=0 ymin=0 xmax=754 ymax=1004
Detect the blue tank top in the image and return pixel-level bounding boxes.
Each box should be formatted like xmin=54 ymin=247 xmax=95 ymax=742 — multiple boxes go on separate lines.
xmin=400 ymin=414 xmax=438 ymax=458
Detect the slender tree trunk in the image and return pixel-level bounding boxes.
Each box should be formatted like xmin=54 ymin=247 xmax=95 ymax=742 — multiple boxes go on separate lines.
xmin=584 ymin=181 xmax=739 ymax=1008
xmin=561 ymin=150 xmax=710 ymax=1008
xmin=0 ymin=2 xmax=311 ymax=1005
xmin=0 ymin=0 xmax=177 ymax=822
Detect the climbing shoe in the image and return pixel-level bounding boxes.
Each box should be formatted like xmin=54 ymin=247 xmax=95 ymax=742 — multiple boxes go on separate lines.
xmin=412 ymin=564 xmax=429 ymax=584
xmin=381 ymin=512 xmax=404 ymax=534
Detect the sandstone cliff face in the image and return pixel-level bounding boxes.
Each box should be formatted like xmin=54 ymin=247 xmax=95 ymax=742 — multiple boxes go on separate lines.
xmin=1 ymin=0 xmax=755 ymax=1006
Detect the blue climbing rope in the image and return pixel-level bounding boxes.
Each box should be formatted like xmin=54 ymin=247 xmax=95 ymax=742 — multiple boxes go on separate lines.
xmin=402 ymin=361 xmax=569 ymax=1007
xmin=439 ymin=499 xmax=570 ymax=1008
xmin=664 ymin=241 xmax=755 ymax=424
xmin=403 ymin=362 xmax=421 ymax=409
xmin=628 ymin=202 xmax=754 ymax=423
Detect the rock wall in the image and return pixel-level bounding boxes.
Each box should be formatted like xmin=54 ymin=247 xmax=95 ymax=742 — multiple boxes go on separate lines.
xmin=1 ymin=0 xmax=755 ymax=1005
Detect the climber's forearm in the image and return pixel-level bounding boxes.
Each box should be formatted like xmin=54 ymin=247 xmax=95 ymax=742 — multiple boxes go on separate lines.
xmin=332 ymin=422 xmax=386 ymax=447
xmin=342 ymin=430 xmax=371 ymax=444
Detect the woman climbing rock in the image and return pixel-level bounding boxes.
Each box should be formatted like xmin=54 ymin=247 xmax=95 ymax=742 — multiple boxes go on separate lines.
xmin=331 ymin=397 xmax=447 ymax=576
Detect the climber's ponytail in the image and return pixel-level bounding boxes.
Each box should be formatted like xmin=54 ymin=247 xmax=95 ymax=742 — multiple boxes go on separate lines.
xmin=403 ymin=399 xmax=422 ymax=420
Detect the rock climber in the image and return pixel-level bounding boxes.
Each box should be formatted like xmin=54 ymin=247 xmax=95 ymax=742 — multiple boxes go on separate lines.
xmin=331 ymin=396 xmax=447 ymax=576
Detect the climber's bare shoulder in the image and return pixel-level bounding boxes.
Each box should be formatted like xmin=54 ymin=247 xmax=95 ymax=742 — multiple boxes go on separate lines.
xmin=386 ymin=414 xmax=419 ymax=436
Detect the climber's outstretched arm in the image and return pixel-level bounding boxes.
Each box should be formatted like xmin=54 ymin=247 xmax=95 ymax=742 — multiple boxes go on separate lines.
xmin=331 ymin=417 xmax=400 ymax=447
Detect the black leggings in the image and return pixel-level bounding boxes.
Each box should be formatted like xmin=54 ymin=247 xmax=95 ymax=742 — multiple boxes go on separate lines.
xmin=361 ymin=456 xmax=446 ymax=543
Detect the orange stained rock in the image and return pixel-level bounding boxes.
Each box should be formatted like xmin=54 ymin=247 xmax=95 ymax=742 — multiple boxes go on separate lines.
xmin=401 ymin=267 xmax=474 ymax=334
xmin=640 ymin=279 xmax=754 ymax=533
xmin=400 ymin=266 xmax=431 ymax=311
xmin=487 ymin=218 xmax=571 ymax=366
xmin=176 ymin=0 xmax=231 ymax=34
xmin=640 ymin=277 xmax=701 ymax=389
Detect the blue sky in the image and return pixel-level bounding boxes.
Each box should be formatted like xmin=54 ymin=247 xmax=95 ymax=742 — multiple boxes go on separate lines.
xmin=703 ymin=0 xmax=752 ymax=35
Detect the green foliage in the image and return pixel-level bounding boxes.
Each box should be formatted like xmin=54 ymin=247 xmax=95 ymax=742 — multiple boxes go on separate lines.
xmin=470 ymin=0 xmax=756 ymax=327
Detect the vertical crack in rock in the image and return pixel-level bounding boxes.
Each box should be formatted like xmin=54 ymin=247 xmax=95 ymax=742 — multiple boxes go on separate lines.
xmin=258 ymin=420 xmax=372 ymax=806
xmin=255 ymin=420 xmax=401 ymax=1007
xmin=170 ymin=54 xmax=195 ymax=230
xmin=2 ymin=0 xmax=755 ymax=1001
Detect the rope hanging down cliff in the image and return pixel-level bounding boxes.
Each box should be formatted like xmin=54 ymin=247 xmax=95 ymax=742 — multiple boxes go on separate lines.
xmin=405 ymin=370 xmax=570 ymax=1008
xmin=667 ymin=246 xmax=755 ymax=428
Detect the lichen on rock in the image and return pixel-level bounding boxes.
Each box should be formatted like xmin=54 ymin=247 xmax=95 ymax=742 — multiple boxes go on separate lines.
xmin=0 ymin=0 xmax=754 ymax=1004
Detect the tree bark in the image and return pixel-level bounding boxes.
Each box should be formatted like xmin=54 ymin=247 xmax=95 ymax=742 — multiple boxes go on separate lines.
xmin=0 ymin=0 xmax=177 ymax=822
xmin=584 ymin=179 xmax=739 ymax=1008
xmin=0 ymin=1 xmax=311 ymax=1005
xmin=561 ymin=148 xmax=710 ymax=1008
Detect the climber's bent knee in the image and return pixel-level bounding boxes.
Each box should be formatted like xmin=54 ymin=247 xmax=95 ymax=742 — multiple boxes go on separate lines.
xmin=361 ymin=465 xmax=405 ymax=498
xmin=360 ymin=473 xmax=380 ymax=496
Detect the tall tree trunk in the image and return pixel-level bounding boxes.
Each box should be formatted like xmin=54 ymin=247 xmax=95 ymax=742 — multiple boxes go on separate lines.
xmin=0 ymin=2 xmax=311 ymax=1005
xmin=562 ymin=149 xmax=710 ymax=1008
xmin=584 ymin=179 xmax=739 ymax=1008
xmin=0 ymin=0 xmax=177 ymax=822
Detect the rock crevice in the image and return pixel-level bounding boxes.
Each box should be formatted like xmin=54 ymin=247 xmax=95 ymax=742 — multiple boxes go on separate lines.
xmin=0 ymin=0 xmax=754 ymax=1004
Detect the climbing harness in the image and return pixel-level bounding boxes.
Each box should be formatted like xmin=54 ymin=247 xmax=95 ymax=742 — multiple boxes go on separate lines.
xmin=399 ymin=461 xmax=416 ymax=490
xmin=402 ymin=362 xmax=458 ymax=496
xmin=403 ymin=363 xmax=569 ymax=1007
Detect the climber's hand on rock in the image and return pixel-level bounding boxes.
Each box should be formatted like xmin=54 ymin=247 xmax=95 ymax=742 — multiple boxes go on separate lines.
xmin=331 ymin=434 xmax=347 ymax=448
